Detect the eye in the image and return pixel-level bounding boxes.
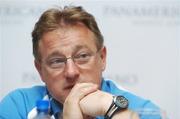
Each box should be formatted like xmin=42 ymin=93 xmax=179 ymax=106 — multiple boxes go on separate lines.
xmin=47 ymin=58 xmax=66 ymax=68
xmin=73 ymin=52 xmax=92 ymax=65
xmin=51 ymin=58 xmax=64 ymax=63
xmin=76 ymin=53 xmax=91 ymax=59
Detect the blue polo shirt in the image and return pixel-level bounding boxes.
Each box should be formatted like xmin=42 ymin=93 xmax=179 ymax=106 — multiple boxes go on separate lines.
xmin=0 ymin=79 xmax=161 ymax=119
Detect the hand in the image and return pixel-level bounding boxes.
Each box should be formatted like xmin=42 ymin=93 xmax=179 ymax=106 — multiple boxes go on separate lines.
xmin=80 ymin=91 xmax=140 ymax=119
xmin=62 ymin=83 xmax=98 ymax=119
xmin=79 ymin=90 xmax=113 ymax=116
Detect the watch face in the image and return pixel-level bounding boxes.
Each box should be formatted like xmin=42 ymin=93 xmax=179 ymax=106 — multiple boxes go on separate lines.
xmin=115 ymin=96 xmax=128 ymax=108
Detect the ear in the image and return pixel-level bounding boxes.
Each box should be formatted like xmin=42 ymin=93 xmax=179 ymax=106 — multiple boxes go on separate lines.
xmin=34 ymin=60 xmax=44 ymax=82
xmin=100 ymin=46 xmax=107 ymax=71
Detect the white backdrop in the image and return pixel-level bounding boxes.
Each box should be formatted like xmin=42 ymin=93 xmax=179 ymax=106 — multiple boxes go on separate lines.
xmin=0 ymin=0 xmax=179 ymax=119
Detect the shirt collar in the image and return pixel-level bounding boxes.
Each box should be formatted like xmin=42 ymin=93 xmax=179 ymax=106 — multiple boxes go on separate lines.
xmin=46 ymin=87 xmax=63 ymax=118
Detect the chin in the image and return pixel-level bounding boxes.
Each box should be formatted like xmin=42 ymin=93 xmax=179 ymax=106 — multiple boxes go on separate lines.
xmin=57 ymin=92 xmax=70 ymax=103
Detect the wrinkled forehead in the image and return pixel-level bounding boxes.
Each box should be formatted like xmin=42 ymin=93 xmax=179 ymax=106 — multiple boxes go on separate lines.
xmin=40 ymin=23 xmax=97 ymax=45
xmin=38 ymin=24 xmax=98 ymax=58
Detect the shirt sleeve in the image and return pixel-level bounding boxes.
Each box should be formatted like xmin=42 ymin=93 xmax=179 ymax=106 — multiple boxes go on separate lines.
xmin=0 ymin=90 xmax=27 ymax=119
xmin=137 ymin=100 xmax=162 ymax=119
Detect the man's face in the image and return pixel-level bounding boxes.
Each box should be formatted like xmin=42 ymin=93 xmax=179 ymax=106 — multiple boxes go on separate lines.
xmin=35 ymin=24 xmax=106 ymax=103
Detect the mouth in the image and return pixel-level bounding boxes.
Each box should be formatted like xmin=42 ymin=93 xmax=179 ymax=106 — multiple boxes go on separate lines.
xmin=64 ymin=85 xmax=74 ymax=90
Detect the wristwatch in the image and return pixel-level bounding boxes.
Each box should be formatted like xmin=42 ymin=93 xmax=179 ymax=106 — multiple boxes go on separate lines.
xmin=104 ymin=95 xmax=129 ymax=119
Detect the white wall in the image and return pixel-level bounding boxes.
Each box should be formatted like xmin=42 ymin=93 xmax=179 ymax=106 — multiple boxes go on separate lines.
xmin=178 ymin=17 xmax=180 ymax=119
xmin=0 ymin=0 xmax=179 ymax=119
xmin=0 ymin=10 xmax=2 ymax=99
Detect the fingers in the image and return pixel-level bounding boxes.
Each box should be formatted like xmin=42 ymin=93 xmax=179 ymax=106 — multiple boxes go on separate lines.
xmin=66 ymin=83 xmax=98 ymax=103
xmin=63 ymin=83 xmax=98 ymax=119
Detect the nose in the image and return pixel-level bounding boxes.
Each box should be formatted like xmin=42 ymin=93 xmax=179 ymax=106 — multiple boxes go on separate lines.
xmin=64 ymin=58 xmax=80 ymax=80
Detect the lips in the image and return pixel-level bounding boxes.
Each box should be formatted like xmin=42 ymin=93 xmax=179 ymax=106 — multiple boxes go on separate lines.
xmin=64 ymin=85 xmax=74 ymax=90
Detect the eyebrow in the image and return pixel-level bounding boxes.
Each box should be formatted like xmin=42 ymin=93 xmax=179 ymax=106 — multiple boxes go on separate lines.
xmin=47 ymin=51 xmax=63 ymax=59
xmin=74 ymin=45 xmax=90 ymax=52
xmin=46 ymin=45 xmax=92 ymax=59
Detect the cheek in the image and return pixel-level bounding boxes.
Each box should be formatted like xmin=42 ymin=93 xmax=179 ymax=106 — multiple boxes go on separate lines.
xmin=81 ymin=63 xmax=102 ymax=85
xmin=43 ymin=71 xmax=68 ymax=103
xmin=41 ymin=66 xmax=62 ymax=82
xmin=47 ymin=80 xmax=63 ymax=92
xmin=42 ymin=68 xmax=64 ymax=88
xmin=41 ymin=68 xmax=67 ymax=99
xmin=91 ymin=60 xmax=103 ymax=84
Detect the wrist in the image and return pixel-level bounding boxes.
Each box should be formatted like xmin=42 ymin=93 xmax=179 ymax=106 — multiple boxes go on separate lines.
xmin=104 ymin=95 xmax=129 ymax=119
xmin=101 ymin=92 xmax=113 ymax=115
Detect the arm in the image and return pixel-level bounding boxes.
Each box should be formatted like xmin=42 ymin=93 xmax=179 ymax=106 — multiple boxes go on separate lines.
xmin=80 ymin=90 xmax=139 ymax=119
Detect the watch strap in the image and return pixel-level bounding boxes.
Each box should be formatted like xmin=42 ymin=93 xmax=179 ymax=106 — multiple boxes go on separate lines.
xmin=104 ymin=96 xmax=118 ymax=119
xmin=104 ymin=95 xmax=128 ymax=119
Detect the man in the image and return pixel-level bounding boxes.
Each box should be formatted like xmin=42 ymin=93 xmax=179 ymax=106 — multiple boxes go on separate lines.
xmin=0 ymin=6 xmax=161 ymax=119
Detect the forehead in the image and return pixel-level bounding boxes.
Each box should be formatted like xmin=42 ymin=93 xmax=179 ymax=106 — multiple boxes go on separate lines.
xmin=39 ymin=24 xmax=97 ymax=57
